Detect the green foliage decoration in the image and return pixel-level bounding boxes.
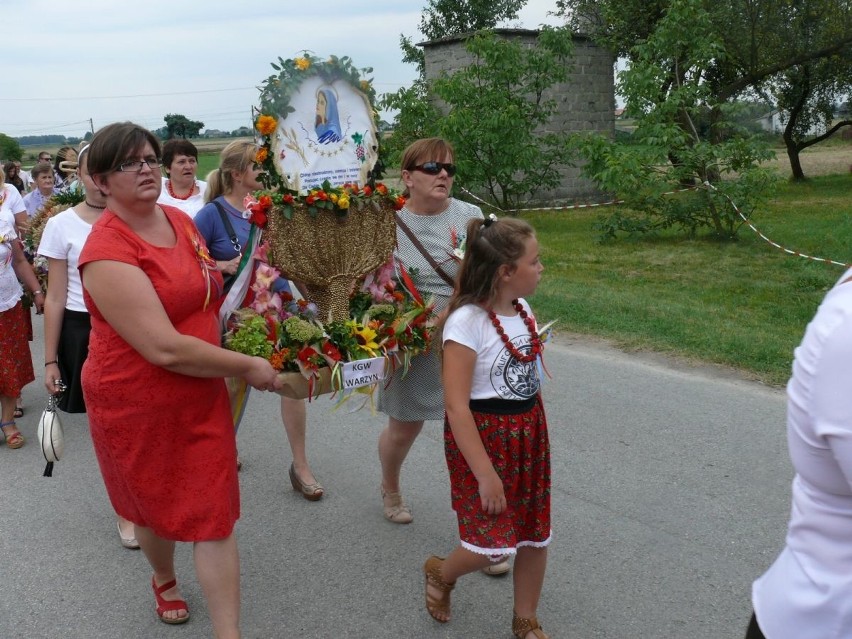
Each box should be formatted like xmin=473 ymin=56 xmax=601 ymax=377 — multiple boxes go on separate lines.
xmin=226 ymin=315 xmax=274 ymax=359
xmin=254 ymin=53 xmax=378 ymax=192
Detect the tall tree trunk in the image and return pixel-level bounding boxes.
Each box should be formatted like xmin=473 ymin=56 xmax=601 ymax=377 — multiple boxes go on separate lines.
xmin=785 ymin=134 xmax=806 ymax=181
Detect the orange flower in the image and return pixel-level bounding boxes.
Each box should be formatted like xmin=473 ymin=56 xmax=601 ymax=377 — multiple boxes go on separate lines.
xmin=255 ymin=115 xmax=277 ymax=136
xmin=360 ymin=80 xmax=371 ymax=92
xmin=255 ymin=147 xmax=268 ymax=163
xmin=294 ymin=57 xmax=311 ymax=71
xmin=270 ymin=350 xmax=287 ymax=370
xmin=362 ymin=185 xmax=373 ymax=197
xmin=394 ymin=196 xmax=406 ymax=210
xmin=317 ymin=191 xmax=328 ymax=201
xmin=375 ymin=183 xmax=388 ymax=195
xmin=305 ymin=195 xmax=316 ymax=205
xmin=282 ymin=193 xmax=294 ymax=205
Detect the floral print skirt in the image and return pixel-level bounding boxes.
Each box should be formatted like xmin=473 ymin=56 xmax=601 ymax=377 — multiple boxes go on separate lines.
xmin=0 ymin=302 xmax=35 ymax=398
xmin=444 ymin=395 xmax=551 ymax=556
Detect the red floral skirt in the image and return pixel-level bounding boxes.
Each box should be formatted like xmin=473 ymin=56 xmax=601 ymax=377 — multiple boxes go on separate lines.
xmin=0 ymin=302 xmax=35 ymax=398
xmin=444 ymin=395 xmax=551 ymax=555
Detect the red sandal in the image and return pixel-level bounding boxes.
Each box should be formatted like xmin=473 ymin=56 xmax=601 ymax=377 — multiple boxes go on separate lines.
xmin=1 ymin=420 xmax=25 ymax=450
xmin=152 ymin=576 xmax=190 ymax=625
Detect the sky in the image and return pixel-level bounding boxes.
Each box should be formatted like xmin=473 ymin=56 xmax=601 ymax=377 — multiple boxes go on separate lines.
xmin=1 ymin=0 xmax=563 ymax=141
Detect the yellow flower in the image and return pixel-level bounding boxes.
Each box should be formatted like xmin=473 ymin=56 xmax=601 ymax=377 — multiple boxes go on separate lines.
xmin=330 ymin=193 xmax=338 ymax=204
xmin=294 ymin=57 xmax=311 ymax=71
xmin=337 ymin=195 xmax=350 ymax=209
xmin=360 ymin=80 xmax=371 ymax=92
xmin=353 ymin=324 xmax=379 ymax=354
xmin=255 ymin=147 xmax=268 ymax=163
xmin=255 ymin=115 xmax=277 ymax=136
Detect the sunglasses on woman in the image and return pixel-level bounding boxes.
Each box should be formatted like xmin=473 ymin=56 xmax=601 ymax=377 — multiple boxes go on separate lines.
xmin=411 ymin=161 xmax=457 ymax=177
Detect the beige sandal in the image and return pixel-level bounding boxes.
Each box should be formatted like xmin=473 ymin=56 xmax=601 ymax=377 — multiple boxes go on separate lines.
xmin=424 ymin=556 xmax=455 ymax=623
xmin=381 ymin=486 xmax=412 ymax=524
xmin=513 ymin=611 xmax=549 ymax=639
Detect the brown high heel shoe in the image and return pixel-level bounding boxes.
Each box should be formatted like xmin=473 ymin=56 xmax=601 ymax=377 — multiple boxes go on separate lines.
xmin=288 ymin=463 xmax=324 ymax=501
xmin=512 ymin=612 xmax=549 ymax=639
xmin=424 ymin=556 xmax=455 ymax=623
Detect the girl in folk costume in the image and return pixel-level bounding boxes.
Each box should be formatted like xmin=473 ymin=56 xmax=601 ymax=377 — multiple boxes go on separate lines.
xmin=425 ymin=215 xmax=552 ymax=639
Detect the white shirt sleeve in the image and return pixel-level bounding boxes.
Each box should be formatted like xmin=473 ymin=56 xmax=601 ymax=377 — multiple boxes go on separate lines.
xmin=810 ymin=315 xmax=852 ymax=490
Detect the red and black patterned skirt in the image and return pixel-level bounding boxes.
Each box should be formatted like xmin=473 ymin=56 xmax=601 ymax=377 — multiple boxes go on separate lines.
xmin=444 ymin=394 xmax=551 ymax=555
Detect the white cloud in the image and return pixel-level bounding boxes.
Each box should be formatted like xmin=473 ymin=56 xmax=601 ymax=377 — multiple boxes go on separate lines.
xmin=1 ymin=0 xmax=562 ymax=139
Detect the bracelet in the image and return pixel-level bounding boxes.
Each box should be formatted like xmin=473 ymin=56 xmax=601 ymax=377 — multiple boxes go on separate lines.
xmin=44 ymin=360 xmax=58 ymax=367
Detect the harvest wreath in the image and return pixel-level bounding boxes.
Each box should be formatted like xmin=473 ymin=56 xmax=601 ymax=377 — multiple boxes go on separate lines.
xmin=223 ymin=251 xmax=434 ymax=400
xmin=220 ymin=53 xmax=433 ymax=401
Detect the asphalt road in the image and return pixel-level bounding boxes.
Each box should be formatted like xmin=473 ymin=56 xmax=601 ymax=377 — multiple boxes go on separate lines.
xmin=0 ymin=316 xmax=792 ymax=638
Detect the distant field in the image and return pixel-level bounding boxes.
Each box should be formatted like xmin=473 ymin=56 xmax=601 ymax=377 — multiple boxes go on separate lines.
xmin=21 ymin=134 xmax=850 ymax=180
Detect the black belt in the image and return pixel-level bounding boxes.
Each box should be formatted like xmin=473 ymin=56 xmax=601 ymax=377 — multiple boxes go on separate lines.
xmin=469 ymin=396 xmax=536 ymax=415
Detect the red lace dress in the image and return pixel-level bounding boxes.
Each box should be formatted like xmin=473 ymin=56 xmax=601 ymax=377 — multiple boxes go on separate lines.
xmin=79 ymin=206 xmax=237 ymax=541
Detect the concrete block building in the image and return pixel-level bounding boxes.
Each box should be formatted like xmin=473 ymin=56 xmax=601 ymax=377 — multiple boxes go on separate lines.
xmin=421 ymin=28 xmax=614 ymax=206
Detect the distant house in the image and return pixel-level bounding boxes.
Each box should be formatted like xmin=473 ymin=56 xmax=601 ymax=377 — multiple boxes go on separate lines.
xmin=614 ymin=107 xmax=626 ymax=119
xmin=203 ymin=129 xmax=227 ymax=138
xmin=756 ymin=110 xmax=827 ymax=136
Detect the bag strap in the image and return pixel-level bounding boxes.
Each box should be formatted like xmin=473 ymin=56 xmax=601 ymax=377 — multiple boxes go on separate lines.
xmin=395 ymin=213 xmax=455 ymax=287
xmin=212 ymin=200 xmax=242 ymax=255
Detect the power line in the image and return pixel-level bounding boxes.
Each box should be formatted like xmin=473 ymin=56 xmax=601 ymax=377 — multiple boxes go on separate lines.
xmin=0 ymin=81 xmax=409 ymax=103
xmin=0 ymin=87 xmax=256 ymax=102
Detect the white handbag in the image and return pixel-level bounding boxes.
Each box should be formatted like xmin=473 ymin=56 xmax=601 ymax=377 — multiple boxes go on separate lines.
xmin=37 ymin=392 xmax=64 ymax=477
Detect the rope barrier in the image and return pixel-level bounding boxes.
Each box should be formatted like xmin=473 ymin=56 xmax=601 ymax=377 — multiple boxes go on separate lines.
xmin=459 ymin=186 xmax=695 ymax=213
xmin=460 ymin=184 xmax=851 ymax=271
xmin=700 ymin=182 xmax=851 ymax=270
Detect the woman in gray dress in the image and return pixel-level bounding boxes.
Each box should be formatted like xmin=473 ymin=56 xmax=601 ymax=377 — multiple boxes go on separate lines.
xmin=377 ymin=139 xmax=492 ymax=530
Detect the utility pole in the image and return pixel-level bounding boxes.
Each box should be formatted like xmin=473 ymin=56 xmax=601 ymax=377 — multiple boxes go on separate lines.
xmin=89 ymin=118 xmax=95 ymax=134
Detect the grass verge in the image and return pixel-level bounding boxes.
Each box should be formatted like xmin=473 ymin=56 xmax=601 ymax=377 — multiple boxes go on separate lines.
xmin=527 ymin=174 xmax=852 ymax=386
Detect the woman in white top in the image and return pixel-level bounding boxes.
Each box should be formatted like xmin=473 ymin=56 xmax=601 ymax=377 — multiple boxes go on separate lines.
xmin=0 ymin=164 xmax=28 ymax=236
xmin=748 ymin=269 xmax=852 ymax=638
xmin=0 ymin=163 xmax=32 ymax=417
xmin=38 ymin=145 xmax=139 ymax=549
xmin=156 ymin=139 xmax=207 ymax=218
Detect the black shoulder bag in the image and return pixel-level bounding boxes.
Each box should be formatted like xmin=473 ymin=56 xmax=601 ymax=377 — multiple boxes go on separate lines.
xmin=212 ymin=200 xmax=243 ymax=294
xmin=394 ymin=214 xmax=455 ymax=288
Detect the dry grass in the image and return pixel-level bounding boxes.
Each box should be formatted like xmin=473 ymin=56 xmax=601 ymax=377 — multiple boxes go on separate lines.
xmin=763 ymin=145 xmax=852 ymax=178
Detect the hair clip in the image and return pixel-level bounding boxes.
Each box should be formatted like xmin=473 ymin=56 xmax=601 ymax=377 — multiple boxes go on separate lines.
xmin=483 ymin=213 xmax=498 ymax=227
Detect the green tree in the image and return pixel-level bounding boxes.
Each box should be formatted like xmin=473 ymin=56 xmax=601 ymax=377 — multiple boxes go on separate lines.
xmin=379 ymin=79 xmax=441 ymax=167
xmin=163 ymin=114 xmax=205 ymax=139
xmin=557 ymin=0 xmax=852 ymax=177
xmin=0 ymin=133 xmax=23 ymax=162
xmin=431 ymin=28 xmax=576 ymax=209
xmin=775 ymin=59 xmax=852 ymax=180
xmin=572 ymin=0 xmax=778 ymax=239
xmin=400 ymin=0 xmax=528 ymax=76
xmin=763 ymin=0 xmax=852 ymax=179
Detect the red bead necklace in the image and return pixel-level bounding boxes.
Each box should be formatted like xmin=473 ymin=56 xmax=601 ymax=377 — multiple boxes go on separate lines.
xmin=166 ymin=178 xmax=195 ymax=200
xmin=487 ymin=299 xmax=542 ymax=363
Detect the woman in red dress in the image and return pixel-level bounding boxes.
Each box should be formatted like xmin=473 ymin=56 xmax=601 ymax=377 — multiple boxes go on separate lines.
xmin=80 ymin=122 xmax=281 ymax=637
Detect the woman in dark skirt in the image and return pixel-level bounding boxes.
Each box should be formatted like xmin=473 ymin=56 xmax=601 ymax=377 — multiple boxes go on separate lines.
xmin=38 ymin=145 xmax=138 ymax=547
